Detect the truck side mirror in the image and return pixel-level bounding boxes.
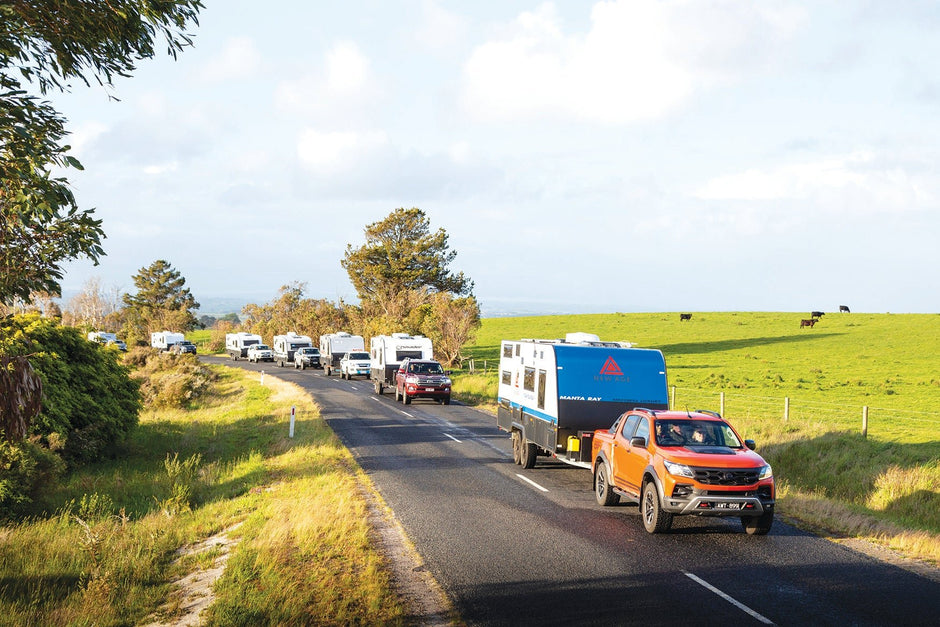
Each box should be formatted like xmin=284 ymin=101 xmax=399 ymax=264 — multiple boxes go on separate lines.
xmin=744 ymin=439 xmax=756 ymax=451
xmin=630 ymin=436 xmax=647 ymax=448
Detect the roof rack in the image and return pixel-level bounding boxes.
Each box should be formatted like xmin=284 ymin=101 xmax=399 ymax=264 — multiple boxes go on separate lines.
xmin=695 ymin=409 xmax=722 ymax=419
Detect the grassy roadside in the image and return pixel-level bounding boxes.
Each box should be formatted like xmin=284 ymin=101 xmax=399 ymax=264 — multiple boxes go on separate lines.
xmin=453 ymin=312 xmax=940 ymax=566
xmin=0 ymin=365 xmax=407 ymax=625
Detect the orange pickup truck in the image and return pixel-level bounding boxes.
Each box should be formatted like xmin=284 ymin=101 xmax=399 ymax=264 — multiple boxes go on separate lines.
xmin=592 ymin=409 xmax=775 ymax=535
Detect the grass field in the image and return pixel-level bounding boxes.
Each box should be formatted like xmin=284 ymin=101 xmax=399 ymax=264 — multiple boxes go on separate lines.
xmin=454 ymin=312 xmax=940 ymax=563
xmin=0 ymin=365 xmax=407 ymax=625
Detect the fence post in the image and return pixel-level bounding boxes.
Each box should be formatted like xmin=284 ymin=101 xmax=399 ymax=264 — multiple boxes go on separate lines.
xmin=862 ymin=406 xmax=868 ymax=438
xmin=670 ymin=386 xmax=676 ymax=410
xmin=720 ymin=392 xmax=725 ymax=416
xmin=784 ymin=396 xmax=789 ymax=422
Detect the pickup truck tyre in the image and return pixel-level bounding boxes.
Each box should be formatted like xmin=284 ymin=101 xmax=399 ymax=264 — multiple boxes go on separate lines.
xmin=741 ymin=510 xmax=774 ymax=536
xmin=443 ymin=396 xmax=451 ymax=405
xmin=520 ymin=440 xmax=538 ymax=469
xmin=594 ymin=463 xmax=620 ymax=506
xmin=403 ymin=393 xmax=411 ymax=405
xmin=641 ymin=482 xmax=673 ymax=533
xmin=375 ymin=380 xmax=383 ymax=394
xmin=511 ymin=432 xmax=522 ymax=465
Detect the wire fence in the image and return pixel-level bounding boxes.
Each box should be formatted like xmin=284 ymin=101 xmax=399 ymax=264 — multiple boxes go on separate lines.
xmin=671 ymin=386 xmax=940 ymax=440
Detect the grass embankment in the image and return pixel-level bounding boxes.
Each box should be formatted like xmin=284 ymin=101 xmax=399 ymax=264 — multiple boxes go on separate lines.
xmin=0 ymin=366 xmax=406 ymax=625
xmin=453 ymin=312 xmax=940 ymax=564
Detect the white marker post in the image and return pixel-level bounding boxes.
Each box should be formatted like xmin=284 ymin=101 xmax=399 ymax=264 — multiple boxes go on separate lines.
xmin=260 ymin=370 xmax=265 ymax=386
xmin=289 ymin=405 xmax=295 ymax=438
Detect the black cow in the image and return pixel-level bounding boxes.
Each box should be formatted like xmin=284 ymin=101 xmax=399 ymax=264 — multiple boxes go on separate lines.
xmin=680 ymin=313 xmax=692 ymax=321
xmin=800 ymin=319 xmax=817 ymax=328
xmin=839 ymin=305 xmax=851 ymax=313
xmin=811 ymin=311 xmax=825 ymax=319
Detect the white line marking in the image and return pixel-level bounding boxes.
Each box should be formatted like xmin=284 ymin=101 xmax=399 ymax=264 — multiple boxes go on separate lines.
xmin=683 ymin=571 xmax=774 ymax=624
xmin=516 ymin=474 xmax=549 ymax=492
xmin=444 ymin=433 xmax=462 ymax=443
xmin=401 ymin=411 xmax=414 ymax=418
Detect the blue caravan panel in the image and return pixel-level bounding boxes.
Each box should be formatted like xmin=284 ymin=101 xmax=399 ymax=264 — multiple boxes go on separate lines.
xmin=553 ymin=345 xmax=668 ymax=407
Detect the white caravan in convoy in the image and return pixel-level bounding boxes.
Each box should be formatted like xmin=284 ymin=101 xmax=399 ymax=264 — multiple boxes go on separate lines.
xmin=150 ymin=331 xmax=185 ymax=352
xmin=319 ymin=332 xmax=365 ymax=376
xmin=225 ymin=332 xmax=263 ymax=360
xmin=272 ymin=332 xmax=313 ymax=367
xmin=369 ymin=333 xmax=434 ymax=394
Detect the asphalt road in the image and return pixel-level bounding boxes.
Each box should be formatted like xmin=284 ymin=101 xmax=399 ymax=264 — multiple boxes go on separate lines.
xmin=205 ymin=356 xmax=940 ymax=626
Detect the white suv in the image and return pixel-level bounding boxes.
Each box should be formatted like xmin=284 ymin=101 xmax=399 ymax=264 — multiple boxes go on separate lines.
xmin=340 ymin=351 xmax=372 ymax=379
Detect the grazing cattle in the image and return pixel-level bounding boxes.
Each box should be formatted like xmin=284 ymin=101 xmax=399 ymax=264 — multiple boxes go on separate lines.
xmin=680 ymin=313 xmax=692 ymax=321
xmin=800 ymin=319 xmax=817 ymax=328
xmin=839 ymin=305 xmax=851 ymax=313
xmin=811 ymin=311 xmax=825 ymax=319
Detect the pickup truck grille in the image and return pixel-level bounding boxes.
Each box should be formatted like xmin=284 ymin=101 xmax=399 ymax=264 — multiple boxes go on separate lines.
xmin=691 ymin=467 xmax=761 ymax=486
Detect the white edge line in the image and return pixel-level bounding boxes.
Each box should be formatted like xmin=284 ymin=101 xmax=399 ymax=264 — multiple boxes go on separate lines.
xmin=683 ymin=571 xmax=774 ymax=625
xmin=444 ymin=433 xmax=462 ymax=443
xmin=515 ymin=473 xmax=549 ymax=492
xmin=401 ymin=411 xmax=414 ymax=418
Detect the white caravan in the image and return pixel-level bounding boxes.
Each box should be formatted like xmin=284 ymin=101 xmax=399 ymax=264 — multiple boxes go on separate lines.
xmin=225 ymin=332 xmax=263 ymax=360
xmin=319 ymin=332 xmax=365 ymax=376
xmin=150 ymin=331 xmax=185 ymax=352
xmin=272 ymin=332 xmax=313 ymax=367
xmin=369 ymin=333 xmax=434 ymax=394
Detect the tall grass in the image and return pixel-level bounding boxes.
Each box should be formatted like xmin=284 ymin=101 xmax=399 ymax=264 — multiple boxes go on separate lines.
xmin=0 ymin=367 xmax=406 ymax=625
xmin=454 ymin=312 xmax=940 ymax=563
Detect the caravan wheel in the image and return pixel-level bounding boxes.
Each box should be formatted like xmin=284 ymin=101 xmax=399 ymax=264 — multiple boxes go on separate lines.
xmin=511 ymin=432 xmax=522 ymax=465
xmin=520 ymin=440 xmax=538 ymax=469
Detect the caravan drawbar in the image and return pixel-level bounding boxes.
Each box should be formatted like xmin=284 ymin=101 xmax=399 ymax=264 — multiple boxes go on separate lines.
xmin=497 ymin=333 xmax=669 ymax=469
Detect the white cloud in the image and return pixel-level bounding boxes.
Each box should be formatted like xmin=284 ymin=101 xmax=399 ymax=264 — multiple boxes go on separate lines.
xmin=68 ymin=121 xmax=109 ymax=154
xmin=694 ymin=151 xmax=933 ymax=213
xmin=143 ymin=162 xmax=179 ymax=175
xmin=415 ymin=0 xmax=468 ymax=51
xmin=198 ymin=37 xmax=261 ymax=81
xmin=296 ymin=129 xmax=389 ymax=172
xmin=275 ymin=41 xmax=378 ymax=121
xmin=459 ymin=0 xmax=805 ymax=125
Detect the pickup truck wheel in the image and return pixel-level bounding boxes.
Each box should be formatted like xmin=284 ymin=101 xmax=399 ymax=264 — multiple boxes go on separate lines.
xmin=511 ymin=432 xmax=522 ymax=464
xmin=520 ymin=440 xmax=538 ymax=469
xmin=642 ymin=482 xmax=673 ymax=533
xmin=404 ymin=394 xmax=411 ymax=405
xmin=442 ymin=396 xmax=451 ymax=405
xmin=741 ymin=510 xmax=774 ymax=536
xmin=595 ymin=463 xmax=620 ymax=506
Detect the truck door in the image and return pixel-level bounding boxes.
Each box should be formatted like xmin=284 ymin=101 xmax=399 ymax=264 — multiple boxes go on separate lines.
xmin=621 ymin=416 xmax=652 ymax=493
xmin=611 ymin=414 xmax=640 ymax=488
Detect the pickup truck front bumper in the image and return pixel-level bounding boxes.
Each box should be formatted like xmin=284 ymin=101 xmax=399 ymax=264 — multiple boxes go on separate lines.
xmin=663 ymin=486 xmax=774 ymax=517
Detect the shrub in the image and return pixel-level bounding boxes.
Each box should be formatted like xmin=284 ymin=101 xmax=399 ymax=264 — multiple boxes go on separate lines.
xmin=0 ymin=314 xmax=141 ymax=466
xmin=0 ymin=437 xmax=66 ymax=517
xmin=131 ymin=351 xmax=217 ymax=409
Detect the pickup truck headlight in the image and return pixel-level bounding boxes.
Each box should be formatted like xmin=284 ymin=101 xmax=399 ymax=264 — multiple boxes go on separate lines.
xmin=663 ymin=460 xmax=695 ymax=479
xmin=758 ymin=464 xmax=773 ymax=480
xmin=442 ymin=377 xmax=452 ymax=385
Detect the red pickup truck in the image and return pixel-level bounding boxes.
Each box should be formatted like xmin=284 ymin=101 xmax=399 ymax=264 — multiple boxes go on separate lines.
xmin=591 ymin=409 xmax=775 ymax=534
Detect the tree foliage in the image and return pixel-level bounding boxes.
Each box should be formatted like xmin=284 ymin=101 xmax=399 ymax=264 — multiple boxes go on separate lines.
xmin=0 ymin=0 xmax=203 ymax=304
xmin=242 ymin=282 xmax=350 ymax=343
xmin=341 ymin=208 xmax=473 ymax=319
xmin=418 ymin=293 xmax=482 ymax=367
xmin=122 ymin=259 xmax=199 ymax=343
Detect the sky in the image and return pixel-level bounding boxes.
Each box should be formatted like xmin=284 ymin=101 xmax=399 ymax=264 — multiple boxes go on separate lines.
xmin=52 ymin=0 xmax=940 ymax=316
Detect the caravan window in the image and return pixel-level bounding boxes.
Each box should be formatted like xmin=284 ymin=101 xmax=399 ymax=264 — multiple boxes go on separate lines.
xmin=523 ymin=367 xmax=535 ymax=392
xmin=537 ymin=369 xmax=546 ymax=409
xmin=503 ymin=344 xmax=513 ymax=358
xmin=515 ymin=344 xmax=520 ymax=357
xmin=396 ymin=350 xmax=423 ymax=361
xmin=501 ymin=370 xmax=511 ymax=385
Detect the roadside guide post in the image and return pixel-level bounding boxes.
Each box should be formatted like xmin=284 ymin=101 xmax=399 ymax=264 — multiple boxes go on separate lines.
xmin=289 ymin=405 xmax=295 ymax=438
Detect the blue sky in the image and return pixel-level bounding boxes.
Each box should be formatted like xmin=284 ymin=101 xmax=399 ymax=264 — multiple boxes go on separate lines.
xmin=55 ymin=1 xmax=940 ymax=314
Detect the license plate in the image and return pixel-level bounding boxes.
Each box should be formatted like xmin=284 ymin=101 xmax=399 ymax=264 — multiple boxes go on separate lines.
xmin=715 ymin=502 xmax=742 ymax=510
xmin=424 ymin=387 xmax=436 ymax=392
